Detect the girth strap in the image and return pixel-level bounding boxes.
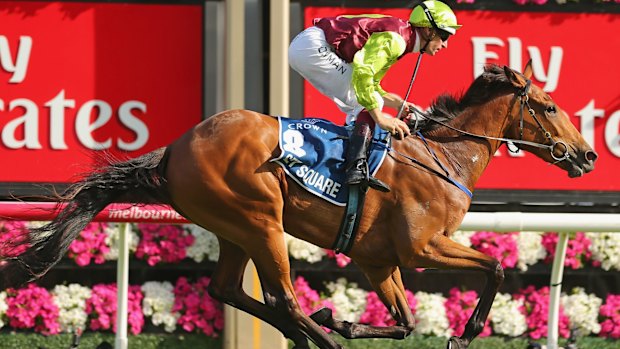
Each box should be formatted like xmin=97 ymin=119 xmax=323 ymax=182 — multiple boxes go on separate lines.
xmin=332 ymin=184 xmax=366 ymax=254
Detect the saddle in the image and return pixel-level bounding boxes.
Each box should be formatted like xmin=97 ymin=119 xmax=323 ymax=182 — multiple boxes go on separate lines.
xmin=271 ymin=116 xmax=390 ymax=254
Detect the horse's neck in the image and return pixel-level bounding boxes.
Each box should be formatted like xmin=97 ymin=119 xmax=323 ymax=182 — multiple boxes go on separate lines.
xmin=425 ymin=101 xmax=512 ymax=189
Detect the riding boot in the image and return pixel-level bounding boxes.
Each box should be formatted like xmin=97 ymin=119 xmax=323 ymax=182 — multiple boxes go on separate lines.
xmin=345 ymin=122 xmax=391 ymax=192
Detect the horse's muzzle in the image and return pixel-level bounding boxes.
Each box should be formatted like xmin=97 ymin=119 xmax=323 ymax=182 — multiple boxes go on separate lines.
xmin=567 ymin=149 xmax=597 ymax=178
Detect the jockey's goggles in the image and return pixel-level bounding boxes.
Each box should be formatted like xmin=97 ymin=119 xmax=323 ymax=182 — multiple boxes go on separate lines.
xmin=435 ymin=29 xmax=451 ymax=42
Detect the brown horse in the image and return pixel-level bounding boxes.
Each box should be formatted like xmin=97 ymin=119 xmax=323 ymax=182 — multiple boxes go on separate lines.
xmin=1 ymin=63 xmax=596 ymax=349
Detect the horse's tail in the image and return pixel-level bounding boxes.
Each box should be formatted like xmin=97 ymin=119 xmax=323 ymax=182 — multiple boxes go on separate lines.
xmin=0 ymin=147 xmax=171 ymax=289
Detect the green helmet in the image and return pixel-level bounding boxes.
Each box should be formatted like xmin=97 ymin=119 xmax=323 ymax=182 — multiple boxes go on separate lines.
xmin=409 ymin=1 xmax=462 ymax=35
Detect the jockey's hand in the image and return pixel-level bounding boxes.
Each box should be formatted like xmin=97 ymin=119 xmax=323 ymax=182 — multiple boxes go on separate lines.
xmin=376 ymin=114 xmax=411 ymax=140
xmin=398 ymin=101 xmax=417 ymax=119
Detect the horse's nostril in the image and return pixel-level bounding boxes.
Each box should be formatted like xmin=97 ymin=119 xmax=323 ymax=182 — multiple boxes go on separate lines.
xmin=584 ymin=150 xmax=598 ymax=162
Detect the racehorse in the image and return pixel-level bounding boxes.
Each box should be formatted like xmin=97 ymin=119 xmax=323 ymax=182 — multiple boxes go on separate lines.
xmin=0 ymin=63 xmax=596 ymax=349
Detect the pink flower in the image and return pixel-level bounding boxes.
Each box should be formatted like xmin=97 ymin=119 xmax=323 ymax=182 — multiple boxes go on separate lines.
xmin=512 ymin=0 xmax=548 ymax=5
xmin=136 ymin=224 xmax=195 ymax=266
xmin=85 ymin=283 xmax=144 ymax=334
xmin=68 ymin=223 xmax=110 ymax=266
xmin=0 ymin=220 xmax=30 ymax=257
xmin=173 ymin=277 xmax=224 ymax=337
xmin=6 ymin=284 xmax=60 ymax=335
xmin=444 ymin=288 xmax=491 ymax=337
xmin=470 ymin=231 xmax=519 ymax=269
xmin=541 ymin=232 xmax=591 ymax=269
xmin=599 ymin=294 xmax=620 ymax=338
xmin=359 ymin=290 xmax=417 ymax=327
xmin=324 ymin=250 xmax=352 ymax=267
xmin=457 ymin=0 xmax=475 ymax=3
xmin=292 ymin=276 xmax=335 ymax=333
xmin=293 ymin=276 xmax=335 ymax=316
xmin=514 ymin=286 xmax=570 ymax=339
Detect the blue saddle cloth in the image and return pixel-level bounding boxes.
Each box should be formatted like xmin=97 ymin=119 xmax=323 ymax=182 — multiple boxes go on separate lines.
xmin=271 ymin=117 xmax=390 ymax=206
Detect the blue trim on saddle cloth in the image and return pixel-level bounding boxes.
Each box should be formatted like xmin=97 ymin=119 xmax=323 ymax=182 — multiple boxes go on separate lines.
xmin=270 ymin=117 xmax=390 ymax=206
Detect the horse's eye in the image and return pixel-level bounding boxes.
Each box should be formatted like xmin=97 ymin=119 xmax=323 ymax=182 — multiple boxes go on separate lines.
xmin=545 ymin=105 xmax=557 ymax=116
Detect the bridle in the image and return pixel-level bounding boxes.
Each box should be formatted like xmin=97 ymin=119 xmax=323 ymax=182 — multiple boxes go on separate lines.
xmin=516 ymin=80 xmax=569 ymax=162
xmin=409 ymin=78 xmax=571 ymax=164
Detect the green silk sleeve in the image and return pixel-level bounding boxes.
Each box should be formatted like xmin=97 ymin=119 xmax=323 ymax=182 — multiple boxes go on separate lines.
xmin=351 ymin=32 xmax=407 ymax=111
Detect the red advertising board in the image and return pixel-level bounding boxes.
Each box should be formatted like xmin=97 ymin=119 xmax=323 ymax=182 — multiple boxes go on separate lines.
xmin=0 ymin=1 xmax=203 ymax=183
xmin=303 ymin=7 xmax=620 ymax=193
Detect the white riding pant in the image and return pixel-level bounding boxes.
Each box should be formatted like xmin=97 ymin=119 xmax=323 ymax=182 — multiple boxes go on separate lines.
xmin=288 ymin=26 xmax=383 ymax=125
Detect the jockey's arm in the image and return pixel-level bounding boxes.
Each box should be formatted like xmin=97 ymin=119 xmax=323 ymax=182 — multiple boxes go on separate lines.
xmin=352 ymin=32 xmax=411 ymax=137
xmin=382 ymin=93 xmax=416 ymax=118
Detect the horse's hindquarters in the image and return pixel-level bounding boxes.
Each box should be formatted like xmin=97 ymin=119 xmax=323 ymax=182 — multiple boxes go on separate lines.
xmin=164 ymin=110 xmax=284 ymax=243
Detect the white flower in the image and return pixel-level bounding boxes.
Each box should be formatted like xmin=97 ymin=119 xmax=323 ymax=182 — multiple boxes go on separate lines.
xmin=104 ymin=223 xmax=140 ymax=260
xmin=451 ymin=231 xmax=475 ymax=248
xmin=285 ymin=234 xmax=326 ymax=263
xmin=586 ymin=233 xmax=620 ymax=271
xmin=141 ymin=281 xmax=179 ymax=333
xmin=490 ymin=293 xmax=527 ymax=336
xmin=516 ymin=231 xmax=547 ymax=271
xmin=27 ymin=221 xmax=48 ymax=229
xmin=414 ymin=291 xmax=451 ymax=337
xmin=0 ymin=291 xmax=8 ymax=329
xmin=561 ymin=287 xmax=601 ymax=336
xmin=323 ymin=278 xmax=367 ymax=322
xmin=184 ymin=224 xmax=220 ymax=262
xmin=52 ymin=284 xmax=92 ymax=333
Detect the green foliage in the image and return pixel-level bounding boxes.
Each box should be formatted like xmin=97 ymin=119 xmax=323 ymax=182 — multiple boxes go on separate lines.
xmin=0 ymin=332 xmax=221 ymax=349
xmin=289 ymin=335 xmax=619 ymax=349
xmin=0 ymin=333 xmax=616 ymax=349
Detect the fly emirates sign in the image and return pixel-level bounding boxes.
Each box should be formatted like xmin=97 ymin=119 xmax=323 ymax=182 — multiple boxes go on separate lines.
xmin=303 ymin=7 xmax=619 ymax=192
xmin=0 ymin=2 xmax=202 ymax=183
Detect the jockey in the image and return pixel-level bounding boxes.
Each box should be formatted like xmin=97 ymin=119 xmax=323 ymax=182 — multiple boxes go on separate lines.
xmin=289 ymin=1 xmax=461 ymax=192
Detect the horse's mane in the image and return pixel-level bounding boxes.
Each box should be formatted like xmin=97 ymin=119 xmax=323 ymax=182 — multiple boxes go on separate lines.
xmin=419 ymin=64 xmax=514 ymax=134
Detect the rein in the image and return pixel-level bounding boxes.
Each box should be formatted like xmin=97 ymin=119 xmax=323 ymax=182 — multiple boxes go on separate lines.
xmin=409 ymin=79 xmax=570 ymax=163
xmin=383 ymin=78 xmax=572 ymax=198
xmin=378 ymin=134 xmax=473 ymax=198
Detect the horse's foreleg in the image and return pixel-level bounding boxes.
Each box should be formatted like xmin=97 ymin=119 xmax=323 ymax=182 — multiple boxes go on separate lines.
xmin=414 ymin=234 xmax=504 ymax=349
xmin=311 ymin=265 xmax=415 ymax=340
xmin=208 ymin=238 xmax=309 ymax=347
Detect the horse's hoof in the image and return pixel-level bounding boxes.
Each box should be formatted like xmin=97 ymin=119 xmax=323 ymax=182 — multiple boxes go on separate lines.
xmin=446 ymin=336 xmax=466 ymax=349
xmin=309 ymin=307 xmax=332 ymax=325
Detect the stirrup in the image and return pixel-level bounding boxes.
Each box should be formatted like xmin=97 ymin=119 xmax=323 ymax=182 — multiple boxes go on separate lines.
xmin=345 ymin=172 xmax=391 ymax=192
xmin=367 ymin=177 xmax=391 ymax=192
xmin=345 ymin=161 xmax=390 ymax=192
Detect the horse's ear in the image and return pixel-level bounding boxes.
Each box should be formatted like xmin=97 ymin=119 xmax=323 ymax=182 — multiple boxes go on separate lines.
xmin=523 ymin=59 xmax=533 ymax=79
xmin=503 ymin=65 xmax=526 ymax=88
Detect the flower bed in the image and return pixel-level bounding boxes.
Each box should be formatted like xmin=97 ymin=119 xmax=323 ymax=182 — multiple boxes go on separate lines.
xmin=292 ymin=275 xmax=620 ymax=340
xmin=0 ymin=220 xmax=619 ymax=339
xmin=0 ymin=278 xmax=223 ymax=337
xmin=5 ymin=221 xmax=619 ymax=273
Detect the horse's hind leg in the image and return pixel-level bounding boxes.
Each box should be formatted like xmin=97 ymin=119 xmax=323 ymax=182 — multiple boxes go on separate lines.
xmin=413 ymin=234 xmax=504 ymax=349
xmin=208 ymin=238 xmax=309 ymax=347
xmin=248 ymin=229 xmax=342 ymax=349
xmin=311 ymin=265 xmax=415 ymax=340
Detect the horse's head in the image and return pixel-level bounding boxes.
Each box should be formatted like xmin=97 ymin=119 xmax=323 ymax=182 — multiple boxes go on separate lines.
xmin=503 ymin=62 xmax=597 ymax=178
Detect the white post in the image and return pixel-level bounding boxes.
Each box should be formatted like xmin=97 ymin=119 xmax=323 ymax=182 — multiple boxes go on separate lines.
xmin=269 ymin=0 xmax=290 ymax=116
xmin=547 ymin=232 xmax=569 ymax=349
xmin=115 ymin=223 xmax=130 ymax=349
xmin=224 ymin=0 xmax=244 ymax=110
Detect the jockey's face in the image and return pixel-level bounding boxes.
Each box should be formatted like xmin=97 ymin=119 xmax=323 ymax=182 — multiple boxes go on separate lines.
xmin=422 ymin=28 xmax=449 ymax=56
